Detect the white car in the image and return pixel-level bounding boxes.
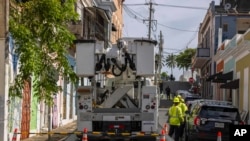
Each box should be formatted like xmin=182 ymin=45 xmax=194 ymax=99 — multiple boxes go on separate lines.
xmin=175 ymin=90 xmax=193 ymax=99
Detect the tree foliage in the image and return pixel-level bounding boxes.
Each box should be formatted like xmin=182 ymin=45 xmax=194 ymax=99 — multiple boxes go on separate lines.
xmin=155 ymin=53 xmax=165 ymax=68
xmin=165 ymin=54 xmax=176 ymax=76
xmin=175 ymin=48 xmax=196 ymax=71
xmin=161 ymin=72 xmax=168 ymax=78
xmin=9 ymin=0 xmax=78 ymax=106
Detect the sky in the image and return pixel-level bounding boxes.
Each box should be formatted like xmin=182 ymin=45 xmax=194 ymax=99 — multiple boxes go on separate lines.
xmin=122 ymin=0 xmax=221 ymax=80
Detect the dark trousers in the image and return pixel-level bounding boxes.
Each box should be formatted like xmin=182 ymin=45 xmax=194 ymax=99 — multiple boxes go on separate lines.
xmin=166 ymin=93 xmax=170 ymax=100
xmin=179 ymin=121 xmax=186 ymax=138
xmin=169 ymin=125 xmax=180 ymax=141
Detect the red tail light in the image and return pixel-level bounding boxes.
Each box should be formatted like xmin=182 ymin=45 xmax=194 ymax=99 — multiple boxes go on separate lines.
xmin=194 ymin=116 xmax=200 ymax=126
xmin=239 ymin=121 xmax=245 ymax=125
xmin=108 ymin=124 xmax=125 ymax=129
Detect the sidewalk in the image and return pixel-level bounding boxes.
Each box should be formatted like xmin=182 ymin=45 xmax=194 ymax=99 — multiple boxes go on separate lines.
xmin=20 ymin=121 xmax=76 ymax=141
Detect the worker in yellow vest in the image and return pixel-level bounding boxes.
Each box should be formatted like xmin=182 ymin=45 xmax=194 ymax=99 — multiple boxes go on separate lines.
xmin=167 ymin=97 xmax=184 ymax=141
xmin=177 ymin=95 xmax=188 ymax=140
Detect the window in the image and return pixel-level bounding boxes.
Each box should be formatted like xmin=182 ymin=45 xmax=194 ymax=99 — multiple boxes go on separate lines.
xmin=191 ymin=104 xmax=200 ymax=115
xmin=223 ymin=24 xmax=228 ymax=32
xmin=200 ymin=106 xmax=240 ymax=120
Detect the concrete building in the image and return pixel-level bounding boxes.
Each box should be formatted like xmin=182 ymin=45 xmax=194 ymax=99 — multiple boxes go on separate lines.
xmin=213 ymin=34 xmax=242 ymax=105
xmin=213 ymin=29 xmax=250 ymax=124
xmin=2 ymin=0 xmax=124 ymax=140
xmin=192 ymin=0 xmax=250 ymax=100
xmin=233 ymin=30 xmax=250 ymax=124
xmin=110 ymin=0 xmax=124 ymax=43
xmin=191 ymin=0 xmax=250 ymax=124
xmin=0 ymin=0 xmax=9 ymax=140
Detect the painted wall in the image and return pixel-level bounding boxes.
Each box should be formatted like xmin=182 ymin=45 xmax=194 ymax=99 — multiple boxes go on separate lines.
xmin=60 ymin=55 xmax=77 ymax=124
xmin=7 ymin=35 xmax=22 ymax=140
xmin=30 ymin=89 xmax=38 ymax=130
xmin=236 ymin=53 xmax=250 ymax=123
xmin=224 ymin=58 xmax=235 ymax=73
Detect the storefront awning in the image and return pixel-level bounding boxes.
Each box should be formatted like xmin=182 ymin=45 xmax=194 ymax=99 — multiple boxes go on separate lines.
xmin=206 ymin=72 xmax=223 ymax=81
xmin=207 ymin=71 xmax=234 ymax=83
xmin=212 ymin=79 xmax=227 ymax=83
xmin=220 ymin=79 xmax=239 ymax=89
xmin=216 ymin=71 xmax=233 ymax=81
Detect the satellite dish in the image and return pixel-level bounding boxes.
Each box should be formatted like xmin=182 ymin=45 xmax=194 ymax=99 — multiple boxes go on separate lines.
xmin=224 ymin=3 xmax=231 ymax=11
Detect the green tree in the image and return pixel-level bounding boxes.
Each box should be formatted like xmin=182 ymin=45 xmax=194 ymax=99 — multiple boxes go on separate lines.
xmin=176 ymin=48 xmax=196 ymax=71
xmin=161 ymin=72 xmax=168 ymax=80
xmin=165 ymin=53 xmax=176 ymax=77
xmin=9 ymin=0 xmax=78 ymax=106
xmin=155 ymin=53 xmax=165 ymax=68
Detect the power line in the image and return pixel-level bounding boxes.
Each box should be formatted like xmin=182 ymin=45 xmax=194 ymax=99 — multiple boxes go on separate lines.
xmin=123 ymin=6 xmax=144 ymax=22
xmin=158 ymin=23 xmax=198 ymax=32
xmin=123 ymin=2 xmax=204 ymax=52
xmin=123 ymin=5 xmax=146 ymax=20
xmin=155 ymin=3 xmax=207 ymax=10
xmin=123 ymin=5 xmax=199 ymax=32
xmin=185 ymin=28 xmax=199 ymax=47
xmin=163 ymin=47 xmax=181 ymax=51
xmin=124 ymin=3 xmax=207 ymax=10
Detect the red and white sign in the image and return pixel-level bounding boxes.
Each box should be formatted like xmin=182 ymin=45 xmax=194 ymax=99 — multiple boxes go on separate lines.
xmin=189 ymin=77 xmax=194 ymax=83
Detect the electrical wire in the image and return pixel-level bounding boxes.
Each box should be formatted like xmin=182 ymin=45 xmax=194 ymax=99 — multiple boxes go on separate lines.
xmin=123 ymin=4 xmax=199 ymax=32
xmin=185 ymin=28 xmax=199 ymax=48
xmin=155 ymin=3 xmax=208 ymax=10
xmin=123 ymin=8 xmax=144 ymax=25
xmin=126 ymin=7 xmax=145 ymax=19
xmin=158 ymin=23 xmax=198 ymax=32
xmin=123 ymin=2 xmax=204 ymax=52
xmin=125 ymin=3 xmax=207 ymax=10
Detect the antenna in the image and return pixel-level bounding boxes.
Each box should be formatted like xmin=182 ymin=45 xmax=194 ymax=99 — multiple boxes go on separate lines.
xmin=232 ymin=6 xmax=238 ymax=14
xmin=224 ymin=3 xmax=231 ymax=11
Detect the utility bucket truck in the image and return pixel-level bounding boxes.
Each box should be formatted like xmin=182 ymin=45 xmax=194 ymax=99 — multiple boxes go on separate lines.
xmin=75 ymin=37 xmax=160 ymax=141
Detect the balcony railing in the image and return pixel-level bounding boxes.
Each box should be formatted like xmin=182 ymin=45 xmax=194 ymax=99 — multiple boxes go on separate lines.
xmin=192 ymin=48 xmax=210 ymax=68
xmin=68 ymin=20 xmax=82 ymax=38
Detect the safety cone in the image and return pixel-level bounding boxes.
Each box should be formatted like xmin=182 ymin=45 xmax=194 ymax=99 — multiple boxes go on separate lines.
xmin=217 ymin=131 xmax=222 ymax=141
xmin=82 ymin=128 xmax=88 ymax=141
xmin=160 ymin=129 xmax=166 ymax=141
xmin=11 ymin=128 xmax=18 ymax=141
xmin=164 ymin=123 xmax=169 ymax=135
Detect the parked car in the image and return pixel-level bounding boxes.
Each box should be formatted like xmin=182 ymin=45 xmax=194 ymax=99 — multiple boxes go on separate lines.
xmin=184 ymin=100 xmax=244 ymax=141
xmin=184 ymin=94 xmax=201 ymax=107
xmin=186 ymin=99 xmax=205 ymax=111
xmin=175 ymin=90 xmax=193 ymax=98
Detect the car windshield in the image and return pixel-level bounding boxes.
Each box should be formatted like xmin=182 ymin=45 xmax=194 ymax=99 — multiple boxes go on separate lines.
xmin=200 ymin=106 xmax=240 ymax=120
xmin=185 ymin=97 xmax=200 ymax=102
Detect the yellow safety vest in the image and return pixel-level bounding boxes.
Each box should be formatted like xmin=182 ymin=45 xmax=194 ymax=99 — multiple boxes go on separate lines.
xmin=179 ymin=103 xmax=188 ymax=116
xmin=168 ymin=105 xmax=183 ymax=126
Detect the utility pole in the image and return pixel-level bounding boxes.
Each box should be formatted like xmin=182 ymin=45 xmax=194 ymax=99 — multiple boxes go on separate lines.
xmin=154 ymin=31 xmax=163 ymax=85
xmin=158 ymin=31 xmax=163 ymax=76
xmin=0 ymin=0 xmax=9 ymax=141
xmin=144 ymin=0 xmax=156 ymax=39
xmin=148 ymin=1 xmax=153 ymax=39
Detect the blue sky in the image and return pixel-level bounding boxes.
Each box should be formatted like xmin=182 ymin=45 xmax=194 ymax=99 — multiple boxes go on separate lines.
xmin=123 ymin=0 xmax=220 ymax=80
